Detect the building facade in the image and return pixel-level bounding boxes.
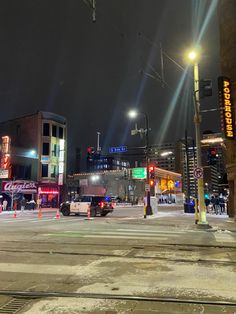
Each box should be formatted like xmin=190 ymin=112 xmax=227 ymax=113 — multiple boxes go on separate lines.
xmin=0 ymin=111 xmax=67 ymax=208
xmin=218 ymin=0 xmax=236 ymax=218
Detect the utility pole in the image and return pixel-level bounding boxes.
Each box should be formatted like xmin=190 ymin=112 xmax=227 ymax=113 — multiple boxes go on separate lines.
xmin=97 ymin=132 xmax=101 ymax=152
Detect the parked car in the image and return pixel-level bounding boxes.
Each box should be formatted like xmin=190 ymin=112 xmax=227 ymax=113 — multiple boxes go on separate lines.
xmin=60 ymin=195 xmax=114 ymax=217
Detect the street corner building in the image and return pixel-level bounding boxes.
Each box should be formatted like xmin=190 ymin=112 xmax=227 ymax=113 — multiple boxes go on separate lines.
xmin=0 ymin=111 xmax=67 ymax=208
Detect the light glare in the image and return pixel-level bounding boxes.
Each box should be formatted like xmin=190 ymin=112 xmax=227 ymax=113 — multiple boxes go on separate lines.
xmin=128 ymin=110 xmax=138 ymax=119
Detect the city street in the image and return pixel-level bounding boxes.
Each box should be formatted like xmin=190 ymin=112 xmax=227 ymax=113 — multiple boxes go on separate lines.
xmin=0 ymin=205 xmax=235 ymax=313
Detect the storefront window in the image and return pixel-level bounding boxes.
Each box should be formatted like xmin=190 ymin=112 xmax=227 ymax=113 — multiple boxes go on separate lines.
xmin=41 ymin=164 xmax=48 ymax=177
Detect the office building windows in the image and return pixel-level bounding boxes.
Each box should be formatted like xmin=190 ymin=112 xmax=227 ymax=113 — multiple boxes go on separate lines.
xmin=43 ymin=123 xmax=50 ymax=136
xmin=52 ymin=125 xmax=57 ymax=137
xmin=42 ymin=142 xmax=49 ymax=155
xmin=59 ymin=127 xmax=64 ymax=139
xmin=42 ymin=164 xmax=48 ymax=177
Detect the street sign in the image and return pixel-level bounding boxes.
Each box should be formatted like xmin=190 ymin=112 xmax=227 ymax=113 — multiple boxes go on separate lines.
xmin=0 ymin=169 xmax=8 ymax=179
xmin=145 ymin=184 xmax=150 ymax=192
xmin=193 ymin=167 xmax=204 ymax=179
xmin=109 ymin=146 xmax=127 ymax=153
xmin=132 ymin=167 xmax=147 ymax=179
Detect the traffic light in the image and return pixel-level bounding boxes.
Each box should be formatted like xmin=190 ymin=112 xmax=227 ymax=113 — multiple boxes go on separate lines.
xmin=87 ymin=147 xmax=95 ymax=161
xmin=208 ymin=147 xmax=217 ymax=165
xmin=200 ymin=79 xmax=212 ymax=98
xmin=149 ymin=165 xmax=155 ymax=179
xmin=149 ymin=179 xmax=154 ymax=187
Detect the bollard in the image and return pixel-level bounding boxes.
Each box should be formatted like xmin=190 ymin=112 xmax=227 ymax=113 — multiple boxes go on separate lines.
xmin=144 ymin=206 xmax=147 ymax=219
xmin=38 ymin=208 xmax=42 ymax=219
xmin=13 ymin=210 xmax=17 ymax=218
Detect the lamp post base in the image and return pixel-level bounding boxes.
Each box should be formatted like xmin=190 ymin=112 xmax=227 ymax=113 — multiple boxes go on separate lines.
xmin=146 ymin=205 xmax=153 ymax=216
xmin=197 ymin=222 xmax=212 ymax=229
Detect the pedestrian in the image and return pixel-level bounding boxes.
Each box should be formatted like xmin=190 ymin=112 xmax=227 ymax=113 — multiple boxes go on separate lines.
xmin=21 ymin=197 xmax=26 ymax=212
xmin=36 ymin=197 xmax=42 ymax=210
xmin=205 ymin=198 xmax=210 ymax=213
xmin=215 ymin=196 xmax=220 ymax=215
xmin=3 ymin=199 xmax=8 ymax=211
xmin=219 ymin=196 xmax=225 ymax=214
xmin=211 ymin=196 xmax=216 ymax=214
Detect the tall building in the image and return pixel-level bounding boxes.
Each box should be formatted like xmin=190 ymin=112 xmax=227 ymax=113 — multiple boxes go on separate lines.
xmin=218 ymin=0 xmax=236 ymax=218
xmin=86 ymin=147 xmax=130 ymax=172
xmin=0 ymin=111 xmax=67 ymax=207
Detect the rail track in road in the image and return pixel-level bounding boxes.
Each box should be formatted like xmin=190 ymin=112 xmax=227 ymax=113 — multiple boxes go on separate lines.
xmin=0 ymin=240 xmax=235 ymax=266
xmin=0 ymin=290 xmax=236 ymax=307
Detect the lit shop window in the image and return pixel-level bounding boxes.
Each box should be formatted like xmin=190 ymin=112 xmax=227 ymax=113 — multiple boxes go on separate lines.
xmin=51 ymin=144 xmax=58 ymax=157
xmin=51 ymin=165 xmax=57 ymax=178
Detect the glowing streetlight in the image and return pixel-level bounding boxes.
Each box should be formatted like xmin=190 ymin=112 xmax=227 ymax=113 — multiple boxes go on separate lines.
xmin=187 ymin=50 xmax=197 ymax=61
xmin=187 ymin=49 xmax=209 ymax=227
xmin=128 ymin=109 xmax=138 ymax=119
xmin=91 ymin=175 xmax=100 ymax=182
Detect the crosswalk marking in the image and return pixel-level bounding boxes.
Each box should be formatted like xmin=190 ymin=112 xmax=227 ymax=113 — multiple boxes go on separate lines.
xmin=84 ymin=235 xmax=168 ymax=240
xmin=117 ymin=228 xmax=185 ymax=234
xmin=214 ymin=232 xmax=235 ymax=243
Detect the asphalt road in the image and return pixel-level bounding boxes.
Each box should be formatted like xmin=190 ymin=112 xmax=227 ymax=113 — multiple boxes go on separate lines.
xmin=0 ymin=205 xmax=235 ymax=313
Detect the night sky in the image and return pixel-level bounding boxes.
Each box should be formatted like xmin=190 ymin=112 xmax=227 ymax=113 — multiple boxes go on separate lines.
xmin=0 ymin=0 xmax=220 ymax=171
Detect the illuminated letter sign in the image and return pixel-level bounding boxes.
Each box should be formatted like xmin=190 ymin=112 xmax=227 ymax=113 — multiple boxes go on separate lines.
xmin=218 ymin=77 xmax=235 ymax=139
xmin=0 ymin=136 xmax=11 ymax=178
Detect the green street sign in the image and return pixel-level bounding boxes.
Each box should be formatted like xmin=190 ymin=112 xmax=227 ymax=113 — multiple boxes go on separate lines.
xmin=132 ymin=167 xmax=147 ymax=179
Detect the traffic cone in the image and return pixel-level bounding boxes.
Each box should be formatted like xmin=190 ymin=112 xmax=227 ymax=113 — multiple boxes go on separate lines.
xmin=38 ymin=208 xmax=42 ymax=219
xmin=87 ymin=207 xmax=90 ymax=220
xmin=55 ymin=208 xmax=60 ymax=219
xmin=13 ymin=210 xmax=17 ymax=218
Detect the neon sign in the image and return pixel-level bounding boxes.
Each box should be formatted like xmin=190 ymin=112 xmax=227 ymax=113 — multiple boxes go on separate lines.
xmin=0 ymin=136 xmax=11 ymax=178
xmin=218 ymin=77 xmax=235 ymax=139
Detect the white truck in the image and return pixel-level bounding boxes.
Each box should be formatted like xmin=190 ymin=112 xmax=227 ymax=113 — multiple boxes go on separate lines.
xmin=60 ymin=195 xmax=114 ymax=217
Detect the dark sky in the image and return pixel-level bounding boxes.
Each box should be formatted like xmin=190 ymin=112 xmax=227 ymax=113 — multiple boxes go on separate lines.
xmin=0 ymin=0 xmax=220 ymax=171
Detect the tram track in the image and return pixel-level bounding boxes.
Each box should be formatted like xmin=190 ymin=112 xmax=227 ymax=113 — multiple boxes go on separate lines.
xmin=0 ymin=239 xmax=235 ymax=249
xmin=0 ymin=247 xmax=235 ymax=266
xmin=0 ymin=290 xmax=235 ymax=307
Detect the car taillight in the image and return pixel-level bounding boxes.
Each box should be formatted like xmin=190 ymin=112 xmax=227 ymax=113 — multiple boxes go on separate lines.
xmin=99 ymin=202 xmax=104 ymax=208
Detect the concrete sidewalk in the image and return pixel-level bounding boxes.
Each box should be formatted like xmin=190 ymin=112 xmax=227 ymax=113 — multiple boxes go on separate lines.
xmin=143 ymin=206 xmax=236 ymax=233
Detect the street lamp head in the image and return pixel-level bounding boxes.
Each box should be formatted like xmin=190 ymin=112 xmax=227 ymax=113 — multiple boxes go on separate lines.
xmin=188 ymin=50 xmax=197 ymax=61
xmin=186 ymin=47 xmax=201 ymax=64
xmin=128 ymin=109 xmax=138 ymax=119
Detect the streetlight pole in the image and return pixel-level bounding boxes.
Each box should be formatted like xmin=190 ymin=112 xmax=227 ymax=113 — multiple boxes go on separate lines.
xmin=192 ymin=61 xmax=208 ymax=226
xmin=128 ymin=109 xmax=153 ymax=217
xmin=143 ymin=112 xmax=152 ymax=217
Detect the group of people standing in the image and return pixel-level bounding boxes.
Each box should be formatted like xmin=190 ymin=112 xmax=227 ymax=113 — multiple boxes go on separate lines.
xmin=205 ymin=195 xmax=227 ymax=215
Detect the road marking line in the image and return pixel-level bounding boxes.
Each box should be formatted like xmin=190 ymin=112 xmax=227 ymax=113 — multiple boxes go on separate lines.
xmin=117 ymin=229 xmax=185 ymax=234
xmin=214 ymin=233 xmax=235 ymax=243
xmin=84 ymin=235 xmax=168 ymax=240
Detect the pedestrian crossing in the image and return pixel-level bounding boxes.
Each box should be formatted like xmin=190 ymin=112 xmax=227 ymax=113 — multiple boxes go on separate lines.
xmin=0 ymin=212 xmax=82 ymax=224
xmin=49 ymin=227 xmax=187 ymax=242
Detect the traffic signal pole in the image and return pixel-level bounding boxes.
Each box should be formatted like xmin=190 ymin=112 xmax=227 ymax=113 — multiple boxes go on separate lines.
xmin=144 ymin=113 xmax=153 ymax=217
